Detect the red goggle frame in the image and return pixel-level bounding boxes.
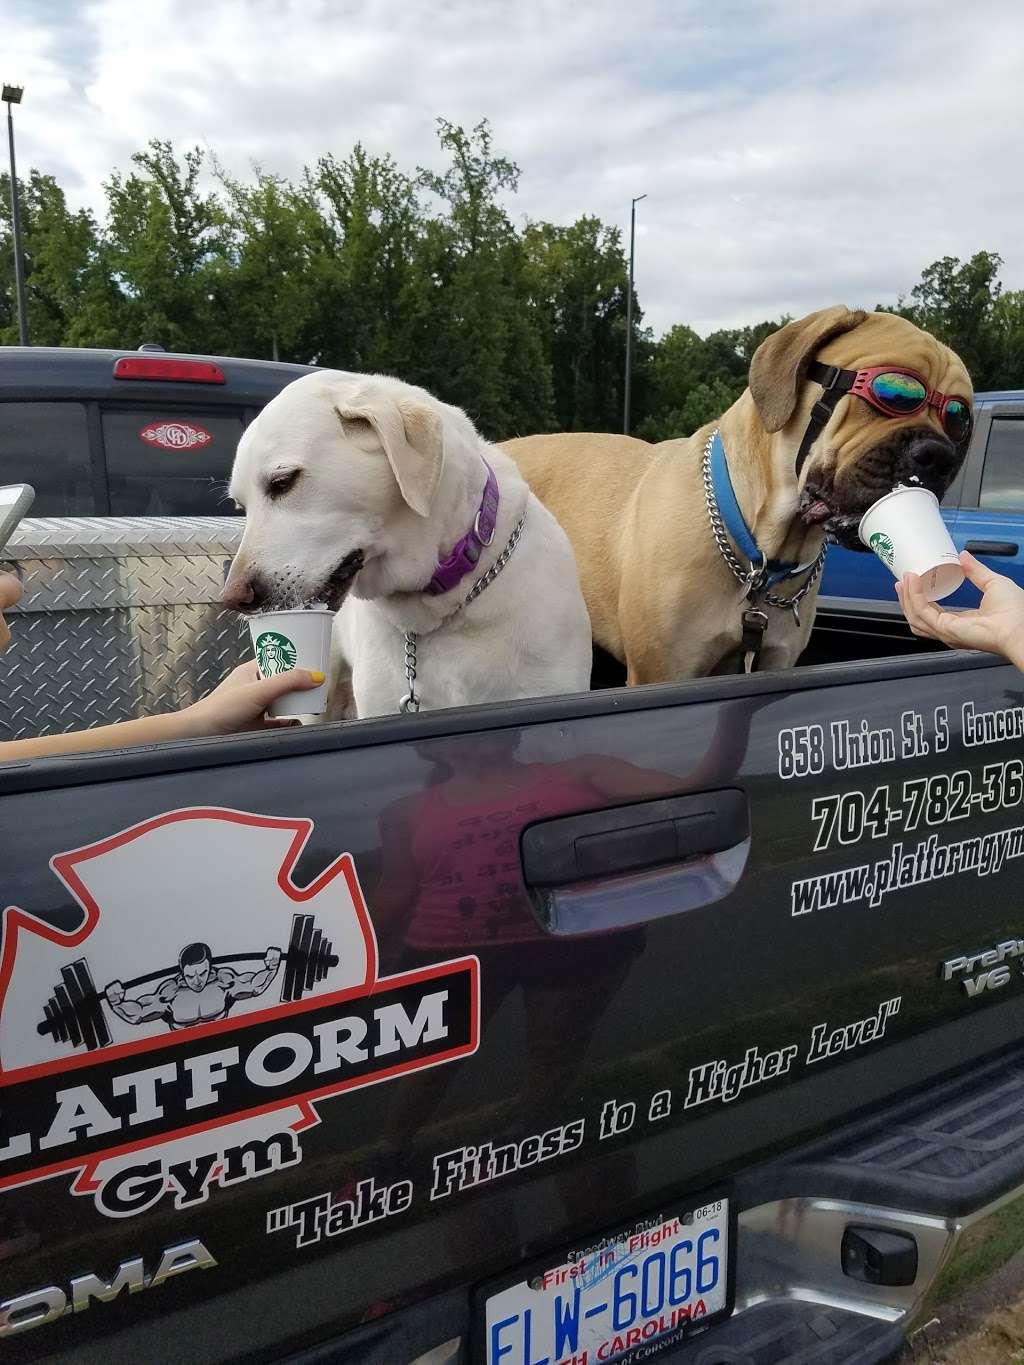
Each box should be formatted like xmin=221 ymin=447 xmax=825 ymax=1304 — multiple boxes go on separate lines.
xmin=848 ymin=365 xmax=972 ymax=441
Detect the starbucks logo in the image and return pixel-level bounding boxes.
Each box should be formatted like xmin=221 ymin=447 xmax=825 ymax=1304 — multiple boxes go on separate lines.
xmin=255 ymin=630 xmax=298 ymax=677
xmin=869 ymin=531 xmax=896 ymax=568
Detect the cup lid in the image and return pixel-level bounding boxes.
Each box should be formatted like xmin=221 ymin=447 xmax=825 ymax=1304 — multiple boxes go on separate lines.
xmin=858 ymin=483 xmax=940 ymax=535
xmin=251 ymin=602 xmax=331 ymax=617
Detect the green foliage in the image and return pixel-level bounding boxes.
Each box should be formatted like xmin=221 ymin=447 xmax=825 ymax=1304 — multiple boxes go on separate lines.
xmin=522 ymin=215 xmax=630 ymax=432
xmin=2 ymin=120 xmax=1022 ymax=446
xmin=98 ymin=141 xmax=223 ymax=352
xmin=884 ymin=251 xmax=1007 ymax=388
xmin=410 ymin=119 xmax=553 ymax=436
xmin=637 ymin=378 xmax=744 ymax=442
xmin=307 ymin=144 xmax=422 ymax=374
xmin=0 ymin=171 xmax=106 ymax=345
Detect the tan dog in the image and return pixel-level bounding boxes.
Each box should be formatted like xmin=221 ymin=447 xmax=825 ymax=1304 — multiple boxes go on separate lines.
xmin=503 ymin=307 xmax=973 ymax=683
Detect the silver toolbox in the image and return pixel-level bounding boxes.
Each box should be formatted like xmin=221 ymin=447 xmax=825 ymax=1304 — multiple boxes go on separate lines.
xmin=1 ymin=516 xmax=248 ymax=740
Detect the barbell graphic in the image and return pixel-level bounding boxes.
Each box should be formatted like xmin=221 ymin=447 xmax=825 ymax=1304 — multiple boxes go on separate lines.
xmin=37 ymin=913 xmax=339 ymax=1053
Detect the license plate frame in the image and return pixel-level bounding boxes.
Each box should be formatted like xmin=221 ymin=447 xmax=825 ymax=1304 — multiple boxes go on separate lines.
xmin=475 ymin=1186 xmax=735 ymax=1365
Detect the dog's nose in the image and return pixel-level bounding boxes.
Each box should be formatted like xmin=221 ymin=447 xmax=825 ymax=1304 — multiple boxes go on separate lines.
xmin=907 ymin=434 xmax=958 ymax=484
xmin=221 ymin=573 xmax=268 ymax=614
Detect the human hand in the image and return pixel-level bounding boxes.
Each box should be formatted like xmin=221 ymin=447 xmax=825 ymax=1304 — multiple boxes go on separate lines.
xmin=0 ymin=571 xmax=22 ymax=655
xmin=265 ymin=947 xmax=282 ymax=971
xmin=106 ymin=980 xmax=125 ymax=1007
xmin=178 ymin=661 xmax=325 ymax=738
xmin=896 ymin=552 xmax=1024 ymax=668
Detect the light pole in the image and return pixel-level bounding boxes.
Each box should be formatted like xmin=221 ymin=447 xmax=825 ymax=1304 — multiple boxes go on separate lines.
xmin=623 ymin=193 xmax=646 ymax=434
xmin=3 ymin=83 xmax=28 ymax=346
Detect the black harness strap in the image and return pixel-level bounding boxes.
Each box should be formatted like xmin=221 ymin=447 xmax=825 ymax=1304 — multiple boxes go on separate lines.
xmin=794 ymin=362 xmax=857 ymax=479
xmin=741 ymin=607 xmax=769 ymax=674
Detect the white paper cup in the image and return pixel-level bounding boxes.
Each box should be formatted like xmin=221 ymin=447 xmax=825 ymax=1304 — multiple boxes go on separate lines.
xmin=858 ymin=485 xmax=964 ymax=602
xmin=248 ymin=606 xmax=332 ymax=717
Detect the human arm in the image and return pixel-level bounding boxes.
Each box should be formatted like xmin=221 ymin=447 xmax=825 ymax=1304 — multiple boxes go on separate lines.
xmin=896 ymin=552 xmax=1024 ymax=670
xmin=105 ymin=976 xmax=176 ymax=1026
xmin=223 ymin=948 xmax=282 ymax=1000
xmin=0 ymin=662 xmax=324 ymax=763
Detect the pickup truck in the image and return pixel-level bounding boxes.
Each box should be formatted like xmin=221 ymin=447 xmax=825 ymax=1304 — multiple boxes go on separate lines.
xmin=3 ymin=520 xmax=1024 ymax=1365
xmin=822 ymin=388 xmax=1024 ymax=612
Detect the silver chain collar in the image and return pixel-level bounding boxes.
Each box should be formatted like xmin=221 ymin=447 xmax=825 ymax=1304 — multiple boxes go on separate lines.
xmin=700 ymin=428 xmax=825 ymax=626
xmin=399 ymin=509 xmax=527 ymax=714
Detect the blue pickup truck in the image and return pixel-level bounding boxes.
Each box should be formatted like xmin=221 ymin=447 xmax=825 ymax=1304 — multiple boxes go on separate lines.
xmin=822 ymin=389 xmax=1024 ymax=610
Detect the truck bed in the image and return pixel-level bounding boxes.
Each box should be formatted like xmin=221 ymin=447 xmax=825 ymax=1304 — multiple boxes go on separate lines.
xmin=1 ymin=564 xmax=1022 ymax=1364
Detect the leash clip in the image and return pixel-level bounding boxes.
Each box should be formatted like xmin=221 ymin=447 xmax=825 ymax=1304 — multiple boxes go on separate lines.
xmin=744 ymin=555 xmax=769 ymax=596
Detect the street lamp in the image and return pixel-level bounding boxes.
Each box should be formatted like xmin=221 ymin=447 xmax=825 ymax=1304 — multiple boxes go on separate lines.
xmin=623 ymin=193 xmax=646 ymax=434
xmin=3 ymin=83 xmax=28 ymax=346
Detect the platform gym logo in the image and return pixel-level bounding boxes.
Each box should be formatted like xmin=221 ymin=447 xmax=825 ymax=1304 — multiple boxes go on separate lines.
xmin=0 ymin=808 xmax=479 ymax=1218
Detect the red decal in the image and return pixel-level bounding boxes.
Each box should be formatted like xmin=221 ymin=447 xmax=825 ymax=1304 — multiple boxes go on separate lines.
xmin=139 ymin=421 xmax=213 ymax=451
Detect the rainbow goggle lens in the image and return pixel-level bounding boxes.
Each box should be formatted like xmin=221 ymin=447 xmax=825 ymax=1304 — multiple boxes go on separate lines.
xmin=848 ymin=366 xmax=972 ymax=445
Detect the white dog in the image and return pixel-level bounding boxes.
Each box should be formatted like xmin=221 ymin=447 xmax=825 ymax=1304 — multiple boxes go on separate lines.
xmin=222 ymin=370 xmax=592 ymax=718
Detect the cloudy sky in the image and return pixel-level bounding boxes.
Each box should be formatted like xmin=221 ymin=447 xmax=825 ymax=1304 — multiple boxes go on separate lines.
xmin=5 ymin=0 xmax=1024 ymax=336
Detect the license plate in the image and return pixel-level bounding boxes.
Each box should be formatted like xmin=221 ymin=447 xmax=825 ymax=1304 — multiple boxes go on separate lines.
xmin=480 ymin=1196 xmax=731 ymax=1365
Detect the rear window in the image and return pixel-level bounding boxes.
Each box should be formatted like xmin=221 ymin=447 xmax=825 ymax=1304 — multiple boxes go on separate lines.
xmin=102 ymin=408 xmax=245 ymax=516
xmin=0 ymin=401 xmax=94 ymax=515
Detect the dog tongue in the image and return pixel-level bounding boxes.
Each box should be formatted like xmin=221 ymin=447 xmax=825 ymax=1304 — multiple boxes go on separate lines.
xmin=802 ymin=498 xmax=831 ymax=525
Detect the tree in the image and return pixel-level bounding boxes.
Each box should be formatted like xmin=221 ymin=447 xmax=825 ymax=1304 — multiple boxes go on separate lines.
xmin=4 ymin=126 xmax=1019 ymax=442
xmin=638 ymin=378 xmax=741 ymax=442
xmin=523 ymin=216 xmax=630 ymax=431
xmin=213 ymin=163 xmax=320 ymax=361
xmin=885 ymin=252 xmax=1005 ymax=389
xmin=413 ymin=119 xmax=553 ymax=437
xmin=98 ymin=140 xmax=222 ymax=351
xmin=988 ymin=290 xmax=1024 ymax=392
xmin=636 ymin=316 xmax=788 ymax=440
xmin=0 ymin=171 xmax=107 ymax=345
xmin=640 ymin=323 xmax=706 ymax=424
xmin=307 ymin=145 xmax=422 ymax=374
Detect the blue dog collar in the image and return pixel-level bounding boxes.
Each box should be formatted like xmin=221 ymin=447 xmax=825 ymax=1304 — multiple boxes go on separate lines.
xmin=709 ymin=429 xmax=816 ymax=588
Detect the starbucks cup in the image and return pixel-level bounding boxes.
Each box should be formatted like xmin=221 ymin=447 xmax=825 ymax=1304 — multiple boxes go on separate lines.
xmin=859 ymin=485 xmax=964 ymax=602
xmin=248 ymin=605 xmax=333 ymax=717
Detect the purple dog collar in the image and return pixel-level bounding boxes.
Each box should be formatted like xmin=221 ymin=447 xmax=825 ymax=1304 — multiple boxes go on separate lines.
xmin=426 ymin=459 xmax=500 ymax=596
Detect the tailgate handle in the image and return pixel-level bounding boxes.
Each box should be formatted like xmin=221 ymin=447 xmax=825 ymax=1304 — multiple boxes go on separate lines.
xmin=521 ymin=790 xmax=749 ymax=888
xmin=965 ymin=540 xmax=1018 ymax=557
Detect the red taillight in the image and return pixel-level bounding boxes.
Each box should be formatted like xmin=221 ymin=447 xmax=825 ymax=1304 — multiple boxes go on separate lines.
xmin=113 ymin=357 xmax=225 ymax=384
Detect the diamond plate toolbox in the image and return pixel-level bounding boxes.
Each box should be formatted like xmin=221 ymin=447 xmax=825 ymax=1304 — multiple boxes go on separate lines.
xmin=1 ymin=516 xmax=249 ymax=739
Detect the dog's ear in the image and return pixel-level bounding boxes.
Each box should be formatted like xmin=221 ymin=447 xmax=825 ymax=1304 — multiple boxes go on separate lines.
xmin=749 ymin=306 xmax=868 ymax=433
xmin=336 ymin=398 xmax=445 ymax=517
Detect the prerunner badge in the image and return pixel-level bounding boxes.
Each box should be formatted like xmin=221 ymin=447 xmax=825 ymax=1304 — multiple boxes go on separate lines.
xmin=869 ymin=531 xmax=895 ymax=568
xmin=255 ymin=631 xmax=298 ymax=676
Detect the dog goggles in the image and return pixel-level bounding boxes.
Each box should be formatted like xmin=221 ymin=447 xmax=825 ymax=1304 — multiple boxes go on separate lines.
xmin=795 ymin=360 xmax=972 ymax=477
